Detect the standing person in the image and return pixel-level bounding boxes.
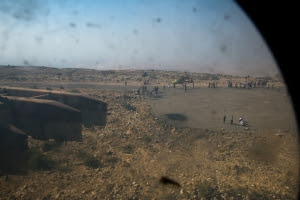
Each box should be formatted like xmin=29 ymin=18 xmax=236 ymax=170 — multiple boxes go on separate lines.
xmin=184 ymin=84 xmax=187 ymax=92
xmin=192 ymin=82 xmax=194 ymax=88
xmin=231 ymin=116 xmax=233 ymax=125
xmin=223 ymin=115 xmax=226 ymax=123
xmin=168 ymin=82 xmax=170 ymax=88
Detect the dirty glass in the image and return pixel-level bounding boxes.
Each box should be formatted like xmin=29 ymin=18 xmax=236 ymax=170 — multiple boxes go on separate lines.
xmin=0 ymin=0 xmax=299 ymax=199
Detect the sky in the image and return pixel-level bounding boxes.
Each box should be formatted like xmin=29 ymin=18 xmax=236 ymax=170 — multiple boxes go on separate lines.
xmin=0 ymin=0 xmax=279 ymax=76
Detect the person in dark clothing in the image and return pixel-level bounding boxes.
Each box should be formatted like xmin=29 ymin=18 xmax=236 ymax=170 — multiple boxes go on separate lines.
xmin=223 ymin=115 xmax=226 ymax=123
xmin=231 ymin=115 xmax=233 ymax=125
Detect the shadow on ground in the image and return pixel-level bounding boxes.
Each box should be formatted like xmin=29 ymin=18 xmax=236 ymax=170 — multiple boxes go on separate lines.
xmin=165 ymin=113 xmax=187 ymax=121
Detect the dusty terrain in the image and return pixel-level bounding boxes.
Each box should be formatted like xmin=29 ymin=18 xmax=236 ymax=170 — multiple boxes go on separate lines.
xmin=149 ymin=87 xmax=296 ymax=131
xmin=0 ymin=66 xmax=299 ymax=200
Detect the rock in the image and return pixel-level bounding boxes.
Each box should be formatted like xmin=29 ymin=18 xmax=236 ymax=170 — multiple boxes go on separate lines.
xmin=276 ymin=133 xmax=284 ymax=137
xmin=171 ymin=128 xmax=176 ymax=134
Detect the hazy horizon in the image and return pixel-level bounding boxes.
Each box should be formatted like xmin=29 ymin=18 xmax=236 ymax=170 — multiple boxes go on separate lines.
xmin=0 ymin=64 xmax=281 ymax=78
xmin=0 ymin=0 xmax=279 ymax=76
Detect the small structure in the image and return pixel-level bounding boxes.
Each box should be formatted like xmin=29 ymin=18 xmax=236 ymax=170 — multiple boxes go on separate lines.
xmin=0 ymin=86 xmax=109 ymax=176
xmin=0 ymin=96 xmax=82 ymax=141
xmin=0 ymin=123 xmax=28 ymax=175
xmin=0 ymin=86 xmax=107 ymax=128
xmin=37 ymin=92 xmax=107 ymax=127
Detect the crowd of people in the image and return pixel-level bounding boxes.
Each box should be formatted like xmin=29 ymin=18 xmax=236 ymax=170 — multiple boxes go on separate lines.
xmin=223 ymin=114 xmax=246 ymax=126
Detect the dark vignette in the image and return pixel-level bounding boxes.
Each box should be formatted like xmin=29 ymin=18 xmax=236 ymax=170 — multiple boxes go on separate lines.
xmin=235 ymin=1 xmax=299 ymax=198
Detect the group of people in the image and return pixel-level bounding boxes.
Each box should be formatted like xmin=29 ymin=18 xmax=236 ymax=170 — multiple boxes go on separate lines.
xmin=223 ymin=115 xmax=245 ymax=126
xmin=132 ymin=86 xmax=158 ymax=97
xmin=150 ymin=87 xmax=159 ymax=97
xmin=132 ymin=88 xmax=140 ymax=95
xmin=228 ymin=80 xmax=255 ymax=88
xmin=208 ymin=82 xmax=217 ymax=88
xmin=143 ymin=80 xmax=150 ymax=85
xmin=228 ymin=80 xmax=277 ymax=89
xmin=139 ymin=82 xmax=194 ymax=97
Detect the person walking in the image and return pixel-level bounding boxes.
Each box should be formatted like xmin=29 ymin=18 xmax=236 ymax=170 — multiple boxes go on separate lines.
xmin=231 ymin=115 xmax=233 ymax=125
xmin=223 ymin=115 xmax=226 ymax=123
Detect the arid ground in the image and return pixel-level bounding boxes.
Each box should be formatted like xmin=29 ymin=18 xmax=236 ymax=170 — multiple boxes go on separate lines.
xmin=149 ymin=87 xmax=296 ymax=131
xmin=0 ymin=66 xmax=299 ymax=199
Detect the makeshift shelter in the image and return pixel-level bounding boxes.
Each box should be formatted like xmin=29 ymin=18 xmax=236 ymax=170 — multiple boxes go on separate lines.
xmin=0 ymin=124 xmax=28 ymax=175
xmin=0 ymin=87 xmax=107 ymax=127
xmin=0 ymin=96 xmax=82 ymax=141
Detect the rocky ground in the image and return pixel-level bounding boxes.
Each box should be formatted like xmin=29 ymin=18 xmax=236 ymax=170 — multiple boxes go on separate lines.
xmin=0 ymin=67 xmax=298 ymax=199
xmin=0 ymin=87 xmax=299 ymax=200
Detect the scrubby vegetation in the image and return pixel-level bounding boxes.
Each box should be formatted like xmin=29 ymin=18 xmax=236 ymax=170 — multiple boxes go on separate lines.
xmin=198 ymin=73 xmax=220 ymax=80
xmin=122 ymin=102 xmax=136 ymax=111
xmin=42 ymin=140 xmax=60 ymax=152
xmin=28 ymin=148 xmax=55 ymax=170
xmin=122 ymin=144 xmax=135 ymax=154
xmin=194 ymin=181 xmax=221 ymax=199
xmin=70 ymin=88 xmax=80 ymax=93
xmin=142 ymin=72 xmax=148 ymax=77
xmin=30 ymin=85 xmax=39 ymax=89
xmin=76 ymin=150 xmax=102 ymax=169
xmin=120 ymin=94 xmax=133 ymax=101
